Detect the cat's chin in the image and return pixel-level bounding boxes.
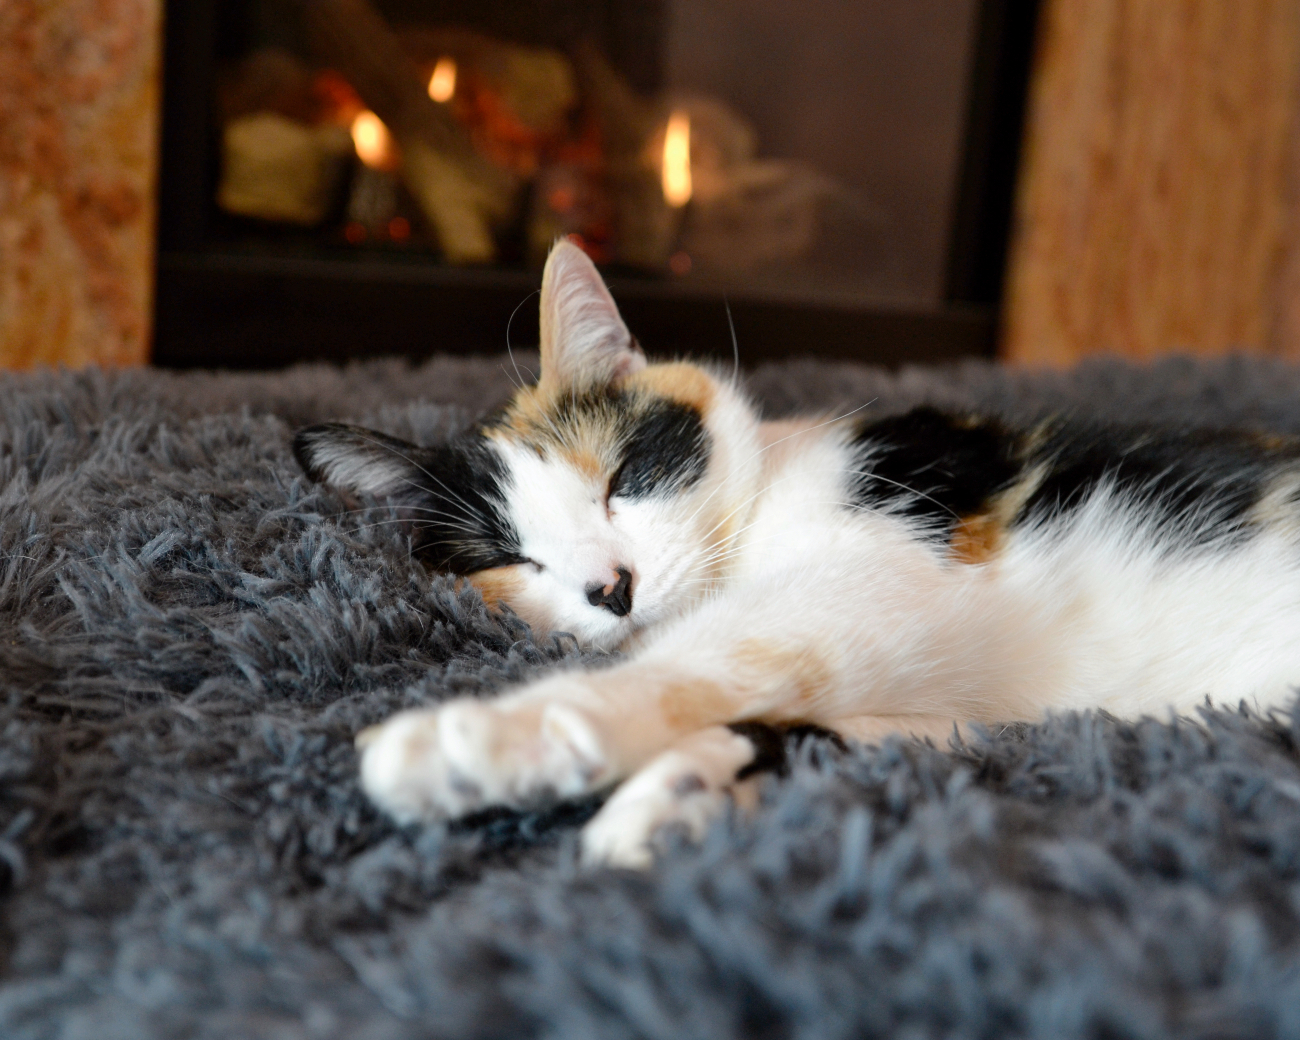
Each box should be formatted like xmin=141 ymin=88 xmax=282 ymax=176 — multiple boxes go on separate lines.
xmin=558 ymin=619 xmax=646 ymax=654
xmin=583 ymin=626 xmax=640 ymax=654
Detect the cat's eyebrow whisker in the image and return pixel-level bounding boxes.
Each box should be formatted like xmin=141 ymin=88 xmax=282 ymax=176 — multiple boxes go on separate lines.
xmin=350 ymin=518 xmax=428 ymax=535
xmin=680 ymin=461 xmax=823 ymax=534
xmin=725 ymin=296 xmax=740 ymax=381
xmin=327 ymin=502 xmax=482 ymax=521
xmin=347 ymin=431 xmax=496 ymax=526
xmin=765 ymin=399 xmax=879 ymax=448
xmin=327 ymin=496 xmax=489 ymax=539
xmin=351 ymin=518 xmax=485 ymax=541
xmin=504 ymin=288 xmax=540 ymax=391
xmin=324 ymin=507 xmax=481 ymax=538
xmin=396 ymin=469 xmax=494 ymax=527
xmin=839 ymin=465 xmax=964 ymax=523
xmin=383 ymin=474 xmax=497 ymax=531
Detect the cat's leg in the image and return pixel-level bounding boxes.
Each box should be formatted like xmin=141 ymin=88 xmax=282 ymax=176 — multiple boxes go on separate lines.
xmin=357 ymin=667 xmax=747 ymax=824
xmin=578 ymin=724 xmax=767 ymax=869
xmin=578 ymin=715 xmax=962 ymax=868
xmin=358 ymin=544 xmax=1042 ymax=825
xmin=356 ymin=663 xmax=751 ymax=826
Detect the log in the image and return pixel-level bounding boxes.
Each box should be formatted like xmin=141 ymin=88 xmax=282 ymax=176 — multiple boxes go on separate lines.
xmin=302 ymin=0 xmax=518 ymax=263
xmin=572 ymin=41 xmax=681 ymax=270
xmin=218 ymin=113 xmax=351 ymax=225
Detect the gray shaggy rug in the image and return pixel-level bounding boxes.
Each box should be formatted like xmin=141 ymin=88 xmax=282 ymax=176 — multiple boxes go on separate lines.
xmin=2 ymin=353 xmax=1300 ymax=1040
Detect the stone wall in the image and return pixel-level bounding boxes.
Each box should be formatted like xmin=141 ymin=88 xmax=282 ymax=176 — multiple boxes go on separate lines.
xmin=0 ymin=0 xmax=162 ymax=368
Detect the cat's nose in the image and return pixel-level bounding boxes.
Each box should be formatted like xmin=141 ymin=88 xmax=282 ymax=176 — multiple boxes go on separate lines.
xmin=585 ymin=567 xmax=634 ymax=617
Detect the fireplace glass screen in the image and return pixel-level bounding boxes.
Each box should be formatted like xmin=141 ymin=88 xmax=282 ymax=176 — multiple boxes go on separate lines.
xmin=210 ymin=0 xmax=981 ymax=306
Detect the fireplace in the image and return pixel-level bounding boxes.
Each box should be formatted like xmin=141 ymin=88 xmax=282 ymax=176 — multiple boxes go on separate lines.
xmin=154 ymin=0 xmax=1039 ymax=368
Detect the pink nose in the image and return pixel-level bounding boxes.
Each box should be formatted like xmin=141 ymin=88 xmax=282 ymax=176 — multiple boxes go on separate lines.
xmin=585 ymin=567 xmax=633 ymax=617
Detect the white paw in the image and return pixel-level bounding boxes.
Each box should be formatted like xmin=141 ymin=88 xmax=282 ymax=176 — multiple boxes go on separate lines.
xmin=580 ymin=749 xmax=734 ymax=869
xmin=357 ymin=693 xmax=611 ymax=823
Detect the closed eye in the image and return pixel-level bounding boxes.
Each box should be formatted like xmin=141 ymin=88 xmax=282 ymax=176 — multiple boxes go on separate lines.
xmin=607 ymin=463 xmax=625 ymax=507
xmin=525 ymin=558 xmax=545 ymax=573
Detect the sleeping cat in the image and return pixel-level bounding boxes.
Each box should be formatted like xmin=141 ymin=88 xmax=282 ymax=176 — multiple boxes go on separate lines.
xmin=294 ymin=240 xmax=1300 ymax=868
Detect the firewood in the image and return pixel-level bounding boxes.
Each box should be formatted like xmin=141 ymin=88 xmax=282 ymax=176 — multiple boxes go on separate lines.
xmin=572 ymin=41 xmax=681 ymax=270
xmin=302 ymin=0 xmax=518 ymax=262
xmin=218 ymin=113 xmax=351 ymax=225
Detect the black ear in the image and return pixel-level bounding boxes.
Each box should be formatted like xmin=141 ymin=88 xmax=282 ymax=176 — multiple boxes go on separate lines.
xmin=293 ymin=423 xmax=433 ymax=503
xmin=293 ymin=422 xmax=524 ymax=573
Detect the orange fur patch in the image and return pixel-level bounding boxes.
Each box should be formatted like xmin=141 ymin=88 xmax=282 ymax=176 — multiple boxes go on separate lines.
xmin=489 ymin=386 xmax=550 ymax=440
xmin=658 ymin=677 xmax=736 ymax=733
xmin=733 ymin=638 xmax=834 ymax=718
xmin=559 ymin=447 xmax=605 ymax=481
xmin=949 ymin=512 xmax=1004 ymax=564
xmin=627 ymin=363 xmax=716 ymax=414
xmin=467 ymin=567 xmax=524 ymax=608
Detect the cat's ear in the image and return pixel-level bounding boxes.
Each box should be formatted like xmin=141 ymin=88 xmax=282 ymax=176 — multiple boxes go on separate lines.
xmin=538 ymin=239 xmax=646 ymax=391
xmin=293 ymin=423 xmax=430 ymax=503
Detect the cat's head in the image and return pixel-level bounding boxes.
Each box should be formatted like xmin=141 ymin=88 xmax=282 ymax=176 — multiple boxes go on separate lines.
xmin=294 ymin=240 xmax=761 ymax=650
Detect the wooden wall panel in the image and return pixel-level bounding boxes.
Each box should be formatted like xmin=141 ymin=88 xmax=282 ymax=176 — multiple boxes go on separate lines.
xmin=0 ymin=0 xmax=161 ymax=369
xmin=1001 ymin=1 xmax=1300 ymax=364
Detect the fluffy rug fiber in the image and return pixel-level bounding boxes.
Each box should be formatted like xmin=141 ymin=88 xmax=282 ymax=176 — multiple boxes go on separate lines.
xmin=2 ymin=353 xmax=1300 ymax=1040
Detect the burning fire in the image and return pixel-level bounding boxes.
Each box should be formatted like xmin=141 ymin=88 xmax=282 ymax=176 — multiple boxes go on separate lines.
xmin=662 ymin=110 xmax=692 ymax=208
xmin=428 ymin=57 xmax=457 ymax=103
xmin=350 ymin=110 xmax=397 ymax=171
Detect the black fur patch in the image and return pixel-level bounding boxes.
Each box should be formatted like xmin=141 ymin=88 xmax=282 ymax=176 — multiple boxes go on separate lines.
xmin=1012 ymin=421 xmax=1299 ymax=543
xmin=727 ymin=722 xmax=847 ymax=781
xmin=410 ymin=436 xmax=528 ymax=572
xmin=844 ymin=408 xmax=1300 ymax=550
xmin=848 ymin=408 xmax=1021 ymax=534
xmin=610 ymin=399 xmax=709 ymax=499
xmin=728 ymin=722 xmax=788 ymax=780
xmin=293 ymin=423 xmax=525 ymax=573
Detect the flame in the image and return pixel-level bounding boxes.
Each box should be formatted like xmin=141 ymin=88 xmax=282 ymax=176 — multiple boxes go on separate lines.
xmin=428 ymin=57 xmax=457 ymax=103
xmin=350 ymin=110 xmax=396 ymax=170
xmin=662 ymin=110 xmax=692 ymax=208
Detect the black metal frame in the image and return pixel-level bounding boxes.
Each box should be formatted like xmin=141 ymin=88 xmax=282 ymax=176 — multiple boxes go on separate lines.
xmin=152 ymin=0 xmax=1040 ymax=369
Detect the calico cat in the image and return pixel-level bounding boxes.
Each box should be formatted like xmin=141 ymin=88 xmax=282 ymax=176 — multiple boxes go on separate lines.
xmin=294 ymin=240 xmax=1300 ymax=868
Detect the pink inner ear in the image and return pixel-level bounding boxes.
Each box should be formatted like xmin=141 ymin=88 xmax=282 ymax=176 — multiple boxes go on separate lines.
xmin=539 ymin=240 xmax=645 ymax=389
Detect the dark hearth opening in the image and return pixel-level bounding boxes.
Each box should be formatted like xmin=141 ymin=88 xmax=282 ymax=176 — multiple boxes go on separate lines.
xmin=155 ymin=0 xmax=1039 ymax=369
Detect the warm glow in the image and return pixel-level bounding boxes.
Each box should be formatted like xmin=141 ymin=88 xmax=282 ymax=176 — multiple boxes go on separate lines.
xmin=350 ymin=110 xmax=396 ymax=170
xmin=662 ymin=110 xmax=692 ymax=208
xmin=428 ymin=57 xmax=457 ymax=102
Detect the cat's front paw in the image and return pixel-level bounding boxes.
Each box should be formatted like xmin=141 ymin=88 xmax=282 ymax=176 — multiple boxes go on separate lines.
xmin=357 ymin=692 xmax=612 ymax=823
xmin=580 ymin=726 xmax=757 ymax=869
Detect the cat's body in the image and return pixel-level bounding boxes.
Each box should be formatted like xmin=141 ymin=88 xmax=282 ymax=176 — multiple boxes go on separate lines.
xmin=295 ymin=241 xmax=1300 ymax=867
